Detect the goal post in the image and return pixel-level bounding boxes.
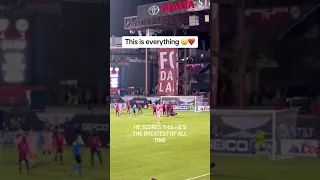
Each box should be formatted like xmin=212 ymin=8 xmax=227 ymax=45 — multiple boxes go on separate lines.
xmin=160 ymin=96 xmax=207 ymax=112
xmin=211 ymin=108 xmax=300 ymax=160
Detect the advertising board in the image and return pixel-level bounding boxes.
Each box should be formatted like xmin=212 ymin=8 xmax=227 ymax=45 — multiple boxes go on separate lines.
xmin=281 ymin=139 xmax=319 ymax=157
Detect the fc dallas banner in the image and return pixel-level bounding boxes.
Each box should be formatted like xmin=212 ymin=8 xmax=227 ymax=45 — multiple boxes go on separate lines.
xmin=157 ymin=48 xmax=178 ymax=95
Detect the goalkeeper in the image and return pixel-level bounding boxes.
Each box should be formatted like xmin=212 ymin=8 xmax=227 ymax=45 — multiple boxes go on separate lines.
xmin=189 ymin=103 xmax=194 ymax=111
xmin=255 ymin=130 xmax=269 ymax=159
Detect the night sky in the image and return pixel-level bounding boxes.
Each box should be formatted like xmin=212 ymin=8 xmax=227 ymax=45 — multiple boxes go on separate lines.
xmin=110 ymin=0 xmax=167 ymax=36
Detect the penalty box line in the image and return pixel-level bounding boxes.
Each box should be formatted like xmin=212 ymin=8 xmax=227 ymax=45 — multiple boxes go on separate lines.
xmin=185 ymin=173 xmax=210 ymax=180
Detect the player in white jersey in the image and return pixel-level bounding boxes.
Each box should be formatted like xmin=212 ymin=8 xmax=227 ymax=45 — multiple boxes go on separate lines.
xmin=42 ymin=128 xmax=53 ymax=161
xmin=156 ymin=104 xmax=161 ymax=124
xmin=27 ymin=128 xmax=38 ymax=167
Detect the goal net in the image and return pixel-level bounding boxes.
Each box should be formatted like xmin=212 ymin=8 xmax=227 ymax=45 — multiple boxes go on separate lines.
xmin=211 ymin=108 xmax=300 ymax=160
xmin=160 ymin=96 xmax=207 ymax=112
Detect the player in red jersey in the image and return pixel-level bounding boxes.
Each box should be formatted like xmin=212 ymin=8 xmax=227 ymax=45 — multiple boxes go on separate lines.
xmin=137 ymin=103 xmax=142 ymax=114
xmin=115 ymin=104 xmax=120 ymax=117
xmin=162 ymin=103 xmax=166 ymax=116
xmin=153 ymin=104 xmax=157 ymax=115
xmin=166 ymin=104 xmax=171 ymax=116
xmin=54 ymin=129 xmax=66 ymax=164
xmin=18 ymin=136 xmax=30 ymax=174
xmin=88 ymin=129 xmax=103 ymax=167
xmin=126 ymin=102 xmax=131 ymax=113
xmin=14 ymin=128 xmax=24 ymax=149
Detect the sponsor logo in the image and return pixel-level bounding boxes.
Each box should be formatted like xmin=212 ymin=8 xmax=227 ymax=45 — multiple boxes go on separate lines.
xmin=250 ymin=139 xmax=274 ymax=152
xmin=160 ymin=0 xmax=195 ymax=13
xmin=212 ymin=138 xmax=274 ymax=153
xmin=197 ymin=106 xmax=210 ymax=111
xmin=289 ymin=145 xmax=300 ymax=154
xmin=148 ymin=5 xmax=160 ymax=15
xmin=173 ymin=105 xmax=190 ymax=110
xmin=281 ymin=140 xmax=319 ymax=156
xmin=82 ymin=123 xmax=109 ymax=132
xmin=301 ymin=140 xmax=320 ymax=156
xmin=212 ymin=139 xmax=249 ymax=152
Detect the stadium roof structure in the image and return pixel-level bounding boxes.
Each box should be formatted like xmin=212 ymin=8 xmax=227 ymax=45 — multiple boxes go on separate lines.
xmin=124 ymin=0 xmax=211 ymax=33
xmin=124 ymin=11 xmax=210 ymax=33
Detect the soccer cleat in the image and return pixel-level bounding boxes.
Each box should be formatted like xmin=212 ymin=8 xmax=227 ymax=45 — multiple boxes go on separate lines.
xmin=210 ymin=162 xmax=215 ymax=169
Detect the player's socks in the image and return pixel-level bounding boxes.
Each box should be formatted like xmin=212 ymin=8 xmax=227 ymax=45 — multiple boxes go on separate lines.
xmin=98 ymin=155 xmax=103 ymax=166
xmin=71 ymin=165 xmax=78 ymax=173
xmin=78 ymin=166 xmax=83 ymax=176
xmin=59 ymin=155 xmax=63 ymax=164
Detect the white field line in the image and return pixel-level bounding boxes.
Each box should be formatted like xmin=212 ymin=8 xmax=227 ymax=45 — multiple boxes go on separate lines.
xmin=185 ymin=173 xmax=210 ymax=180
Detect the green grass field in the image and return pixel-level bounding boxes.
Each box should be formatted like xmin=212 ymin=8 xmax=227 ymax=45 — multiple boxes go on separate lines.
xmin=110 ymin=109 xmax=210 ymax=180
xmin=0 ymin=146 xmax=109 ymax=180
xmin=212 ymin=154 xmax=319 ymax=180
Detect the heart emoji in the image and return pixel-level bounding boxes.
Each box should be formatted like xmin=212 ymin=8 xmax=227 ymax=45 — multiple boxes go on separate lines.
xmin=188 ymin=38 xmax=195 ymax=45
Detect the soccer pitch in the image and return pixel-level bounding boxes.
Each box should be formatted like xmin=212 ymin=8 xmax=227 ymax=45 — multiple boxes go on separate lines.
xmin=212 ymin=154 xmax=319 ymax=180
xmin=0 ymin=146 xmax=109 ymax=180
xmin=110 ymin=109 xmax=210 ymax=180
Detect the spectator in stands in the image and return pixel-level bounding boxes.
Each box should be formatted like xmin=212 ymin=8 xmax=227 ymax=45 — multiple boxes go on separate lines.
xmin=195 ymin=91 xmax=200 ymax=96
xmin=68 ymin=85 xmax=78 ymax=105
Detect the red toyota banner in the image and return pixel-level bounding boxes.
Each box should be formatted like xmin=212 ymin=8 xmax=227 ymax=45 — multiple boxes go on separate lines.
xmin=157 ymin=48 xmax=178 ymax=95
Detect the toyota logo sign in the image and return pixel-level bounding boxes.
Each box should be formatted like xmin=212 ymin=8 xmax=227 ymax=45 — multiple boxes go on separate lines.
xmin=148 ymin=5 xmax=160 ymax=15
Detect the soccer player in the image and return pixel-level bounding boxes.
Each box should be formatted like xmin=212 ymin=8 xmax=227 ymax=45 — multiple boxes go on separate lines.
xmin=43 ymin=128 xmax=53 ymax=161
xmin=127 ymin=102 xmax=131 ymax=114
xmin=70 ymin=135 xmax=84 ymax=177
xmin=255 ymin=129 xmax=268 ymax=159
xmin=115 ymin=104 xmax=120 ymax=117
xmin=14 ymin=128 xmax=24 ymax=149
xmin=54 ymin=129 xmax=66 ymax=164
xmin=166 ymin=104 xmax=171 ymax=116
xmin=18 ymin=136 xmax=30 ymax=174
xmin=162 ymin=103 xmax=166 ymax=116
xmin=88 ymin=129 xmax=103 ymax=167
xmin=189 ymin=102 xmax=194 ymax=111
xmin=153 ymin=104 xmax=157 ymax=115
xmin=132 ymin=104 xmax=137 ymax=118
xmin=27 ymin=128 xmax=38 ymax=167
xmin=156 ymin=105 xmax=161 ymax=124
xmin=137 ymin=103 xmax=142 ymax=114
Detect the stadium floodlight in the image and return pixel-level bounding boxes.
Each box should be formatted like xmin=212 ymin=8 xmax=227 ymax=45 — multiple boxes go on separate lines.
xmin=1 ymin=40 xmax=27 ymax=50
xmin=115 ymin=67 xmax=119 ymax=72
xmin=4 ymin=52 xmax=24 ymax=61
xmin=2 ymin=52 xmax=26 ymax=83
xmin=16 ymin=19 xmax=29 ymax=31
xmin=3 ymin=73 xmax=25 ymax=83
xmin=0 ymin=18 xmax=9 ymax=31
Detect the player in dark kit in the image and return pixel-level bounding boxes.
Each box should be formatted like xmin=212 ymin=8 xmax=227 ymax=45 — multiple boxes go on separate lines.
xmin=137 ymin=103 xmax=142 ymax=114
xmin=162 ymin=103 xmax=166 ymax=116
xmin=54 ymin=129 xmax=66 ymax=164
xmin=153 ymin=104 xmax=157 ymax=115
xmin=88 ymin=129 xmax=103 ymax=167
xmin=18 ymin=136 xmax=30 ymax=174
